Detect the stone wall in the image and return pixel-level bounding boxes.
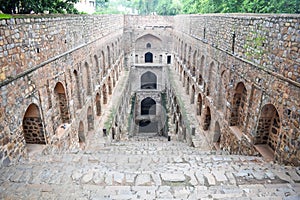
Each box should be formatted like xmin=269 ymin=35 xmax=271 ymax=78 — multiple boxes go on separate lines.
xmin=175 ymin=14 xmax=299 ymax=83
xmin=0 ymin=14 xmax=124 ymax=167
xmin=173 ymin=14 xmax=300 ymax=166
xmin=0 ymin=13 xmax=299 ymax=167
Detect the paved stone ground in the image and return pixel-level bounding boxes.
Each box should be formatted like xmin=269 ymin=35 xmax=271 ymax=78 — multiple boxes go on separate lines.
xmin=0 ymin=137 xmax=300 ymax=199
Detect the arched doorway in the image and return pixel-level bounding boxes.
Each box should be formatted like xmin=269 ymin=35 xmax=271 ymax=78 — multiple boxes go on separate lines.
xmin=87 ymin=106 xmax=94 ymax=131
xmin=186 ymin=77 xmax=190 ymax=95
xmin=96 ymin=93 xmax=101 ymax=116
xmin=102 ymin=84 xmax=107 ymax=104
xmin=198 ymin=74 xmax=203 ymax=85
xmin=101 ymin=51 xmax=106 ymax=76
xmin=207 ymin=62 xmax=214 ymax=96
xmin=145 ymin=52 xmax=153 ymax=63
xmin=54 ymin=82 xmax=70 ymax=124
xmin=141 ymin=71 xmax=157 ymax=89
xmin=108 ymin=76 xmax=112 ymax=95
xmin=23 ymin=104 xmax=46 ymax=144
xmin=217 ymin=70 xmax=227 ymax=110
xmin=107 ymin=46 xmax=111 ymax=66
xmin=141 ymin=97 xmax=156 ymax=115
xmin=183 ymin=71 xmax=186 ymax=87
xmin=230 ymin=82 xmax=247 ymax=128
xmin=255 ymin=104 xmax=280 ymax=151
xmin=73 ymin=70 xmax=82 ymax=109
xmin=112 ymin=71 xmax=116 ymax=87
xmin=191 ymin=85 xmax=195 ymax=104
xmin=85 ymin=62 xmax=92 ymax=96
xmin=197 ymin=94 xmax=202 ymax=116
xmin=78 ymin=121 xmax=85 ymax=146
xmin=213 ymin=122 xmax=221 ymax=149
xmin=94 ymin=55 xmax=100 ymax=75
xmin=203 ymin=106 xmax=211 ymax=131
xmin=200 ymin=55 xmax=205 ymax=76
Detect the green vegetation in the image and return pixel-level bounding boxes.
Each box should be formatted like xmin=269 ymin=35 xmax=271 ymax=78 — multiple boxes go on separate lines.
xmin=95 ymin=0 xmax=182 ymax=15
xmin=0 ymin=0 xmax=79 ymax=14
xmin=0 ymin=13 xmax=12 ymax=19
xmin=244 ymin=32 xmax=267 ymax=57
xmin=104 ymin=107 xmax=116 ymax=132
xmin=95 ymin=0 xmax=299 ymax=15
xmin=1 ymin=0 xmax=298 ymax=15
xmin=181 ymin=0 xmax=299 ymax=14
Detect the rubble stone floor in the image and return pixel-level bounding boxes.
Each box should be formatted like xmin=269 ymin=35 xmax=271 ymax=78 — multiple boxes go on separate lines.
xmin=0 ymin=136 xmax=300 ymax=200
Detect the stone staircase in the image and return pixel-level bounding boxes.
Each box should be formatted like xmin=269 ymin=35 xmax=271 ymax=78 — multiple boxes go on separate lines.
xmin=0 ymin=137 xmax=299 ymax=199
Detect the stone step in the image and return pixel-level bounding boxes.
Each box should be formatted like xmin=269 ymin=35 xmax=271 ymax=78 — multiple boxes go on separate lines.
xmin=1 ymin=139 xmax=299 ymax=199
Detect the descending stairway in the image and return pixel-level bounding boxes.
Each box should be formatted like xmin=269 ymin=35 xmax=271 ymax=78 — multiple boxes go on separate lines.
xmin=0 ymin=137 xmax=299 ymax=199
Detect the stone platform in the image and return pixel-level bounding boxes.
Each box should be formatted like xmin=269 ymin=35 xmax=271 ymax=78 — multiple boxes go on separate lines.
xmin=0 ymin=137 xmax=299 ymax=199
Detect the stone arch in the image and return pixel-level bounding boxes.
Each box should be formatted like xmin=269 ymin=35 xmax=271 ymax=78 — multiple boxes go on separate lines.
xmin=111 ymin=43 xmax=115 ymax=62
xmin=114 ymin=41 xmax=118 ymax=60
xmin=255 ymin=104 xmax=280 ymax=151
xmin=191 ymin=66 xmax=196 ymax=77
xmin=186 ymin=76 xmax=190 ymax=95
xmin=207 ymin=62 xmax=214 ymax=96
xmin=230 ymin=82 xmax=247 ymax=128
xmin=102 ymin=84 xmax=107 ymax=104
xmin=176 ymin=104 xmax=180 ymax=114
xmin=54 ymin=82 xmax=70 ymax=124
xmin=115 ymin=68 xmax=119 ymax=81
xmin=141 ymin=97 xmax=156 ymax=115
xmin=175 ymin=121 xmax=179 ymax=134
xmin=87 ymin=106 xmax=94 ymax=131
xmin=145 ymin=52 xmax=153 ymax=63
xmin=183 ymin=43 xmax=187 ymax=63
xmin=213 ymin=121 xmax=221 ymax=149
xmin=94 ymin=54 xmax=100 ymax=74
xmin=101 ymin=50 xmax=106 ymax=76
xmin=200 ymin=55 xmax=205 ymax=76
xmin=112 ymin=70 xmax=116 ymax=87
xmin=85 ymin=62 xmax=92 ymax=96
xmin=141 ymin=71 xmax=157 ymax=89
xmin=203 ymin=106 xmax=211 ymax=131
xmin=198 ymin=74 xmax=203 ymax=85
xmin=78 ymin=121 xmax=85 ymax=144
xmin=217 ymin=69 xmax=227 ymax=110
xmin=179 ymin=65 xmax=183 ymax=81
xmin=193 ymin=50 xmax=197 ymax=67
xmin=107 ymin=45 xmax=111 ymax=66
xmin=95 ymin=93 xmax=101 ymax=116
xmin=108 ymin=76 xmax=112 ymax=95
xmin=22 ymin=103 xmax=46 ymax=144
xmin=73 ymin=70 xmax=82 ymax=109
xmin=197 ymin=93 xmax=202 ymax=116
xmin=183 ymin=71 xmax=186 ymax=87
xmin=187 ymin=46 xmax=192 ymax=69
xmin=180 ymin=41 xmax=183 ymax=60
xmin=191 ymin=85 xmax=195 ymax=104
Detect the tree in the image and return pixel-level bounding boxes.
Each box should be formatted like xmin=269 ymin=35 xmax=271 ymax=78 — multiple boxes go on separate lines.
xmin=180 ymin=0 xmax=299 ymax=14
xmin=157 ymin=0 xmax=181 ymax=15
xmin=0 ymin=0 xmax=79 ymax=14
